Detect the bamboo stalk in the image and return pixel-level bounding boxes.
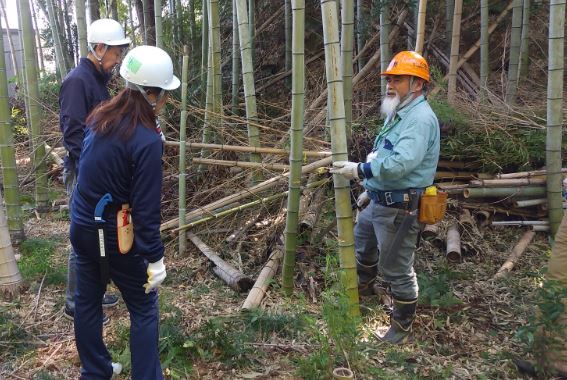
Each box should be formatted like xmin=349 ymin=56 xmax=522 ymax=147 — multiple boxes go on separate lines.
xmin=178 ymin=49 xmax=189 ymax=255
xmin=446 ymin=224 xmax=461 ymax=262
xmin=435 ymin=171 xmax=477 ymax=180
xmin=187 ymin=232 xmax=253 ymax=292
xmin=492 ymin=221 xmax=548 ymax=226
xmin=463 ymin=186 xmax=546 ymax=199
xmin=496 ymin=169 xmax=567 ymax=179
xmin=226 ymin=213 xmax=260 ymax=246
xmin=0 ymin=189 xmax=22 ymax=296
xmin=242 ymin=246 xmax=283 ymax=310
xmin=492 ymin=230 xmax=535 ymax=279
xmin=469 ymin=178 xmax=547 ymax=187
xmin=191 ymin=158 xmax=290 ymax=171
xmin=532 ymin=225 xmax=549 ymax=232
xmin=473 ymin=210 xmax=492 ymax=227
xmin=414 ymin=0 xmax=427 ymax=54
xmin=421 ymin=223 xmax=439 ymax=241
xmin=165 ymin=141 xmax=331 ymax=157
xmin=161 ymin=156 xmax=332 ymax=231
xmin=447 ymin=0 xmax=463 ymax=104
xmin=459 ymin=209 xmax=475 ymax=229
xmin=462 ymin=203 xmax=545 ymax=218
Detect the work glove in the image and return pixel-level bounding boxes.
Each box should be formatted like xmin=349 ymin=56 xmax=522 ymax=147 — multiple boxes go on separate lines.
xmin=357 ymin=191 xmax=370 ymax=209
xmin=144 ymin=258 xmax=166 ymax=294
xmin=330 ymin=161 xmax=360 ymax=181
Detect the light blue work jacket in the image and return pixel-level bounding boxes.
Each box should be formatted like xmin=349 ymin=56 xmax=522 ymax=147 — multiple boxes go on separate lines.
xmin=361 ymin=94 xmax=440 ymax=191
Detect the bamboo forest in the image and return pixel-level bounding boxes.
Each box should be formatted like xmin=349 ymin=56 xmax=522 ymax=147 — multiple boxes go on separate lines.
xmin=1 ymin=0 xmax=567 ymax=378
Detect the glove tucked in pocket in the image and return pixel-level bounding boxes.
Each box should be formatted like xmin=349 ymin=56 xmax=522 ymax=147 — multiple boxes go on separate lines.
xmin=117 ymin=204 xmax=133 ymax=254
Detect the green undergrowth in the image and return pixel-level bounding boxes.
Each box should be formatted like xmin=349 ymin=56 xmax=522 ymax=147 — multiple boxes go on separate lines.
xmin=18 ymin=238 xmax=66 ymax=285
xmin=0 ymin=306 xmax=35 ymax=371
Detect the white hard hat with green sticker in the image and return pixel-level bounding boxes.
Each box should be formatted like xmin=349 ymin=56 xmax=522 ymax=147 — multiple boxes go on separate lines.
xmin=119 ymin=46 xmax=180 ymax=91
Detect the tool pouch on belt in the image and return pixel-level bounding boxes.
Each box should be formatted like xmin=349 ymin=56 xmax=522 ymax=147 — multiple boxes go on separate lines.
xmin=117 ymin=204 xmax=134 ymax=254
xmin=418 ymin=186 xmax=448 ymax=224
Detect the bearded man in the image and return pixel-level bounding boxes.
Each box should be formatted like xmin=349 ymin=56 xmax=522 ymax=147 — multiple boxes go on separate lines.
xmin=330 ymin=51 xmax=440 ymax=344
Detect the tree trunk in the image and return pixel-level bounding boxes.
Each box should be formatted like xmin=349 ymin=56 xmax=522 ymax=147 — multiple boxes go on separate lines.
xmin=518 ymin=0 xmax=531 ymax=79
xmin=415 ymin=0 xmax=427 ymax=54
xmin=19 ymin=0 xmax=49 ymax=212
xmin=379 ymin=1 xmax=391 ymax=94
xmin=249 ymin=0 xmax=256 ymax=66
xmin=480 ymin=0 xmax=489 ymax=97
xmin=89 ymin=0 xmax=101 ymax=23
xmin=232 ymin=0 xmax=241 ymax=115
xmin=446 ymin=0 xmax=454 ymax=55
xmin=0 ymin=23 xmax=24 ymax=243
xmin=128 ymin=0 xmax=136 ymax=46
xmin=320 ymin=0 xmax=360 ymax=317
xmin=505 ymin=0 xmax=523 ymax=105
xmin=135 ymin=0 xmax=146 ymax=44
xmin=187 ymin=0 xmax=196 ymax=79
xmin=62 ymin=0 xmax=75 ymax=68
xmin=154 ymin=0 xmax=163 ymax=48
xmin=45 ymin=0 xmax=68 ymax=82
xmin=76 ymin=0 xmax=88 ymax=57
xmin=447 ymin=0 xmax=463 ymax=104
xmin=546 ymin=0 xmax=565 ymax=235
xmin=144 ymin=0 xmax=156 ymax=46
xmin=110 ymin=0 xmax=118 ymax=20
xmin=235 ymin=0 xmax=262 ymax=172
xmin=282 ymin=0 xmax=306 ymax=296
xmin=341 ymin=0 xmax=354 ymax=133
xmin=178 ymin=49 xmax=189 ymax=255
xmin=356 ymin=0 xmax=368 ymax=70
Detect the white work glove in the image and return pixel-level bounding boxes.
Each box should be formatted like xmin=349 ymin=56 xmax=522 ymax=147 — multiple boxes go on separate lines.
xmin=329 ymin=161 xmax=360 ymax=180
xmin=144 ymin=258 xmax=166 ymax=293
xmin=356 ymin=191 xmax=370 ymax=209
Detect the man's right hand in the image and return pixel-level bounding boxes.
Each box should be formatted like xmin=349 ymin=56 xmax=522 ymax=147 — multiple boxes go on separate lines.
xmin=357 ymin=191 xmax=370 ymax=209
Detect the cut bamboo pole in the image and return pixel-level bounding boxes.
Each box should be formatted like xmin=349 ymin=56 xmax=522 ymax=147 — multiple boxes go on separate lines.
xmin=421 ymin=223 xmax=439 ymax=241
xmin=226 ymin=213 xmax=260 ymax=246
xmin=496 ymin=168 xmax=567 ymax=179
xmin=492 ymin=221 xmax=548 ymax=226
xmin=161 ymin=156 xmax=332 ymax=231
xmin=492 ymin=230 xmax=535 ymax=279
xmin=165 ymin=141 xmax=331 ymax=157
xmin=242 ymin=246 xmax=284 ymax=310
xmin=435 ymin=171 xmax=478 ymax=180
xmin=473 ymin=210 xmax=492 ymax=227
xmin=532 ymin=225 xmax=550 ymax=232
xmin=515 ymin=198 xmax=547 ymax=208
xmin=468 ymin=178 xmax=547 ymax=187
xmin=462 ymin=203 xmax=545 ymax=218
xmin=187 ymin=231 xmax=253 ymax=292
xmin=191 ymin=158 xmax=290 ymax=171
xmin=446 ymin=224 xmax=461 ymax=262
xmin=459 ymin=209 xmax=475 ymax=229
xmin=463 ymin=186 xmax=546 ymax=199
xmin=414 ymin=0 xmax=427 ymax=54
xmin=178 ymin=50 xmax=189 ymax=255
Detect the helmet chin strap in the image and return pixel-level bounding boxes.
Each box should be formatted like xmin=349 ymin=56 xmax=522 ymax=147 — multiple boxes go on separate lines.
xmin=88 ymin=43 xmax=109 ymax=72
xmin=396 ymin=77 xmax=420 ymax=112
xmin=125 ymin=81 xmax=165 ymax=111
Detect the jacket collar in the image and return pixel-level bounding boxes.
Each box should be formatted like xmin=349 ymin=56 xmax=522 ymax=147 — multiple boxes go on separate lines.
xmin=396 ymin=94 xmax=425 ymax=119
xmin=80 ymin=57 xmax=111 ymax=85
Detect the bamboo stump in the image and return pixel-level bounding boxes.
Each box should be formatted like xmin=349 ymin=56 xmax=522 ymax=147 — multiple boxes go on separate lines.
xmin=445 ymin=224 xmax=461 ymax=262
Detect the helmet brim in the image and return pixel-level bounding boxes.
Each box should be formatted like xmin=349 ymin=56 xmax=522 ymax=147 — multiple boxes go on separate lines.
xmin=161 ymin=75 xmax=180 ymax=91
xmin=105 ymin=37 xmax=132 ymax=46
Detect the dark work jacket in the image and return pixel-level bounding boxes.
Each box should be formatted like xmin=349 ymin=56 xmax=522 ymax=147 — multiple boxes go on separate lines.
xmin=59 ymin=58 xmax=110 ymax=172
xmin=71 ymin=120 xmax=164 ymax=263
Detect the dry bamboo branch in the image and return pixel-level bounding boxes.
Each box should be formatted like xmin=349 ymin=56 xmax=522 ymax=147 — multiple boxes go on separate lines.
xmin=191 ymin=158 xmax=290 ymax=171
xmin=160 ymin=156 xmax=332 ymax=231
xmin=492 ymin=230 xmax=535 ymax=279
xmin=165 ymin=141 xmax=331 ymax=157
xmin=226 ymin=213 xmax=260 ymax=246
xmin=446 ymin=224 xmax=461 ymax=262
xmin=241 ymin=246 xmax=284 ymax=310
xmin=187 ymin=232 xmax=253 ymax=292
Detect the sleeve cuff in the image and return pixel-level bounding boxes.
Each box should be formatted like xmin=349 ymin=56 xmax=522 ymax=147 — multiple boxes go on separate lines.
xmin=361 ymin=162 xmax=374 ymax=179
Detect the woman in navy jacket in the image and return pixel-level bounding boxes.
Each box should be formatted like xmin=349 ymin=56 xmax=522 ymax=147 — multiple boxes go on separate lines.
xmin=71 ymin=45 xmax=180 ymax=380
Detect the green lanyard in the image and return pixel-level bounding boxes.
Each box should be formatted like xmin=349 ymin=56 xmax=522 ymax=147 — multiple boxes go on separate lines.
xmin=372 ymin=97 xmax=426 ymax=151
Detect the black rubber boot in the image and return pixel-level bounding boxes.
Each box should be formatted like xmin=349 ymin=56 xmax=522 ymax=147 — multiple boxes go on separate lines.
xmin=356 ymin=258 xmax=378 ymax=297
xmin=377 ymin=298 xmax=417 ymax=344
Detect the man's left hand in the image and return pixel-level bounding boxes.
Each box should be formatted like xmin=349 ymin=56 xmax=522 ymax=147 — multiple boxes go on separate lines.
xmin=330 ymin=161 xmax=360 ymax=180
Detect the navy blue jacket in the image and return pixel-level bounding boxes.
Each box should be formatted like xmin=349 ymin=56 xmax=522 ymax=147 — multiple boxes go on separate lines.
xmin=59 ymin=58 xmax=110 ymax=172
xmin=71 ymin=121 xmax=164 ymax=263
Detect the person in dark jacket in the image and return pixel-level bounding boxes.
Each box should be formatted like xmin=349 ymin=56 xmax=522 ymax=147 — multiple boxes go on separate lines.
xmin=71 ymin=45 xmax=179 ymax=380
xmin=59 ymin=18 xmax=130 ymax=321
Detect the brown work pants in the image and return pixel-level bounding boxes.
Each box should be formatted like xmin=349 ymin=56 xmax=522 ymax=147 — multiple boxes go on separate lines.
xmin=543 ymin=211 xmax=567 ymax=372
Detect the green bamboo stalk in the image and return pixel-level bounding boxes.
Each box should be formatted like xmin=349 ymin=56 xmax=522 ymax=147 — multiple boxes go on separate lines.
xmin=187 ymin=0 xmax=196 ymax=77
xmin=30 ymin=1 xmax=45 ymax=72
xmin=379 ymin=1 xmax=391 ymax=95
xmin=46 ymin=0 xmax=68 ymax=82
xmin=518 ymin=0 xmax=531 ymax=79
xmin=209 ymin=0 xmax=223 ymax=140
xmin=282 ymin=0 xmax=306 ymax=296
xmin=232 ymin=0 xmax=241 ymax=115
xmin=128 ymin=0 xmax=136 ymax=46
xmin=76 ymin=0 xmax=88 ymax=57
xmin=0 ymin=188 xmax=23 ymax=296
xmin=0 ymin=0 xmax=19 ymax=86
xmin=154 ymin=0 xmax=163 ymax=48
xmin=505 ymin=0 xmax=523 ymax=105
xmin=201 ymin=0 xmax=209 ymax=105
xmin=356 ymin=0 xmax=368 ymax=70
xmin=62 ymin=0 xmax=75 ymax=69
xmin=320 ymin=0 xmax=360 ymax=317
xmin=285 ymin=0 xmax=292 ymax=86
xmin=341 ymin=0 xmax=354 ymax=133
xmin=143 ymin=0 xmax=151 ymax=44
xmin=0 ymin=26 xmax=23 ymax=242
xmin=249 ymin=0 xmax=256 ymax=65
xmin=20 ymin=0 xmax=48 ymax=212
xmin=446 ymin=0 xmax=454 ymax=55
xmin=546 ymin=0 xmax=565 ymax=235
xmin=447 ymin=0 xmax=463 ymax=104
xmin=235 ymin=0 xmax=262 ymax=174
xmin=179 ymin=48 xmax=189 ymax=254
xmin=480 ymin=0 xmax=489 ymax=97
xmin=415 ymin=0 xmax=427 ymax=54
xmin=110 ymin=0 xmax=119 ymax=20
xmin=463 ymin=186 xmax=546 ymax=199
xmin=200 ymin=39 xmax=214 ymax=163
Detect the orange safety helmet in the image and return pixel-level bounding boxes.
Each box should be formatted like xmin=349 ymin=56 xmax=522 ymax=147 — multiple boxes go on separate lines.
xmin=380 ymin=51 xmax=430 ymax=82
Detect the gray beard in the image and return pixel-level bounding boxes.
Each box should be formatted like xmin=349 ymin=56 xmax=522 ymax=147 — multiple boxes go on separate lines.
xmin=380 ymin=94 xmax=401 ymax=118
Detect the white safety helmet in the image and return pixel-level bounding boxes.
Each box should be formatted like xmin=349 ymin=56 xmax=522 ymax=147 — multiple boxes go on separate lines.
xmin=87 ymin=18 xmax=131 ymax=46
xmin=120 ymin=46 xmax=180 ymax=91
